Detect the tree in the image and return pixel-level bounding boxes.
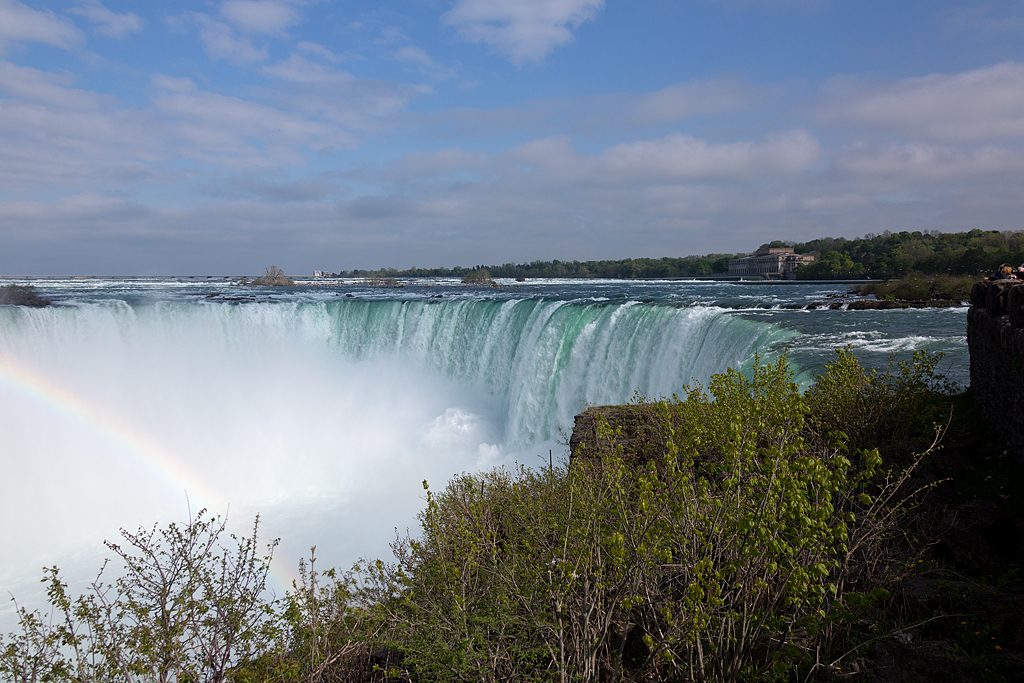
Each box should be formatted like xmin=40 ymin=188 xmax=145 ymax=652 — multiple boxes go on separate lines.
xmin=796 ymin=251 xmax=862 ymax=279
xmin=1 ymin=511 xmax=278 ymax=683
xmin=462 ymin=268 xmax=494 ymax=284
xmin=253 ymin=266 xmax=294 ymax=286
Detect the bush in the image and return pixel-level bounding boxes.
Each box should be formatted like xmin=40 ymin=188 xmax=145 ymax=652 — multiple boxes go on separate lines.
xmin=253 ymin=266 xmax=295 ymax=286
xmin=1 ymin=512 xmax=277 ymax=683
xmin=461 ymin=268 xmax=494 ymax=284
xmin=855 ymin=272 xmax=974 ymax=302
xmin=805 ymin=347 xmax=957 ymax=465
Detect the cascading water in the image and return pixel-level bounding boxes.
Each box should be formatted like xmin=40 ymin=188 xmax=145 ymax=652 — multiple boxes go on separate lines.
xmin=0 ymin=292 xmax=795 ymax=612
xmin=300 ymin=299 xmax=794 ymax=445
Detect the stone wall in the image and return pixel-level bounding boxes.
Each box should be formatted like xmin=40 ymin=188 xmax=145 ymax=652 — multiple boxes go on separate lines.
xmin=968 ymin=279 xmax=1024 ymax=456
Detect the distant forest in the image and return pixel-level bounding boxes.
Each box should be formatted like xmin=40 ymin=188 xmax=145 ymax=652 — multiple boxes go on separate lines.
xmin=331 ymin=229 xmax=1024 ymax=280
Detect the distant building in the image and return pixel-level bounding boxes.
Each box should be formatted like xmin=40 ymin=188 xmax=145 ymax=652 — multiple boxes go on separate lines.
xmin=728 ymin=247 xmax=814 ymax=279
xmin=313 ymin=270 xmax=328 ymax=278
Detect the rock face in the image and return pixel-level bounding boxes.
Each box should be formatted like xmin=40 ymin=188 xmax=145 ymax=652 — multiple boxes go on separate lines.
xmin=0 ymin=284 xmax=50 ymax=307
xmin=569 ymin=405 xmax=678 ymax=465
xmin=967 ymin=279 xmax=1024 ymax=456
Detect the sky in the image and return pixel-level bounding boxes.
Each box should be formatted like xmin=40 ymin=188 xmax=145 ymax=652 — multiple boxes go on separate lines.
xmin=1 ymin=0 xmax=1023 ymax=275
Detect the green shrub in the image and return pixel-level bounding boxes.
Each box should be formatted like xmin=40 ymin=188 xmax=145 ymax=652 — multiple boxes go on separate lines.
xmin=856 ymin=272 xmax=974 ymax=301
xmin=805 ymin=347 xmax=957 ymax=465
xmin=461 ymin=268 xmax=494 ymax=284
xmin=1 ymin=512 xmax=277 ymax=683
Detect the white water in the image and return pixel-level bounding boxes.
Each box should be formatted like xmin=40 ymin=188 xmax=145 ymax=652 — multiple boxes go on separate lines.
xmin=0 ymin=297 xmax=790 ymax=611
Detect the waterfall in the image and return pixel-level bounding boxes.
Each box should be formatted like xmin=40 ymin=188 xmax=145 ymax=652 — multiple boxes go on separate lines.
xmin=0 ymin=297 xmax=793 ymax=606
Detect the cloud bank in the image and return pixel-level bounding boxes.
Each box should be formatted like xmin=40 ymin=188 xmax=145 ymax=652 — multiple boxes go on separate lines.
xmin=1 ymin=2 xmax=1024 ymax=274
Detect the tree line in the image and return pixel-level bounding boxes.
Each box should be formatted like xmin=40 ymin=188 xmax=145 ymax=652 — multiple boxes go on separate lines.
xmin=331 ymin=229 xmax=1024 ymax=281
xmin=791 ymin=229 xmax=1024 ymax=279
xmin=333 ymin=255 xmax=738 ymax=280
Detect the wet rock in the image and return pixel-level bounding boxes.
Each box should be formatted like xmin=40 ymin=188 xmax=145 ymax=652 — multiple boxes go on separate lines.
xmin=847 ymin=299 xmax=964 ymax=310
xmin=0 ymin=284 xmax=50 ymax=307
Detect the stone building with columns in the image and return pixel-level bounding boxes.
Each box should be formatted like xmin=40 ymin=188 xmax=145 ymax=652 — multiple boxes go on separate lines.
xmin=728 ymin=247 xmax=815 ymax=279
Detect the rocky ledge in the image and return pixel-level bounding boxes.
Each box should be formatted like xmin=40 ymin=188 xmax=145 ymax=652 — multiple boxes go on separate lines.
xmin=0 ymin=284 xmax=51 ymax=307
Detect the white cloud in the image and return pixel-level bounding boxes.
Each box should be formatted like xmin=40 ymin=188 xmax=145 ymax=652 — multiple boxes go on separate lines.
xmin=939 ymin=5 xmax=1024 ymax=39
xmin=193 ymin=14 xmax=268 ymax=65
xmin=820 ymin=62 xmax=1024 ymax=143
xmin=376 ymin=25 xmax=408 ymax=45
xmin=633 ymin=78 xmax=755 ymax=124
xmin=220 ymin=0 xmax=300 ymax=35
xmin=395 ymin=45 xmax=455 ymax=80
xmin=182 ymin=2 xmax=302 ymax=66
xmin=834 ymin=141 xmax=1024 ymax=181
xmin=261 ymin=53 xmax=354 ymax=83
xmin=260 ymin=54 xmax=424 ymax=126
xmin=150 ymin=74 xmax=195 ymax=93
xmin=0 ymin=61 xmax=175 ymax=197
xmin=598 ymin=131 xmax=821 ymax=180
xmin=507 ymin=130 xmax=821 ymax=183
xmin=296 ymin=41 xmax=345 ymax=63
xmin=387 ymin=148 xmax=488 ymax=180
xmin=0 ymin=0 xmax=81 ymax=50
xmin=69 ymin=0 xmax=143 ymax=38
xmin=0 ymin=59 xmax=107 ymax=108
xmin=151 ymin=86 xmax=352 ymax=166
xmin=705 ymin=0 xmax=825 ymax=7
xmin=0 ymin=56 xmax=366 ymax=201
xmin=219 ymin=174 xmax=336 ymax=202
xmin=443 ymin=0 xmax=604 ymax=64
xmin=396 ymin=46 xmax=434 ymax=68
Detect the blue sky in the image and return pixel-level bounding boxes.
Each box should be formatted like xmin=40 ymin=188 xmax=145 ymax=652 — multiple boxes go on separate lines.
xmin=1 ymin=0 xmax=1023 ymax=274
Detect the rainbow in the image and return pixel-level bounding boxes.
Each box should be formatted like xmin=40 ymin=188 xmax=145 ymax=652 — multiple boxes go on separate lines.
xmin=0 ymin=351 xmax=300 ymax=590
xmin=0 ymin=352 xmax=226 ymax=509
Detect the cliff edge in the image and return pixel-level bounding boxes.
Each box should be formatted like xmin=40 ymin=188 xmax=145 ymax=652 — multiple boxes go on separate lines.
xmin=968 ymin=278 xmax=1024 ymax=456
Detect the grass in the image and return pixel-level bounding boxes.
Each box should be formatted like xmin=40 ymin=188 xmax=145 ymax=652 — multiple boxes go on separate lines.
xmin=853 ymin=272 xmax=975 ymax=302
